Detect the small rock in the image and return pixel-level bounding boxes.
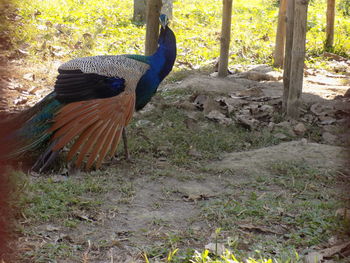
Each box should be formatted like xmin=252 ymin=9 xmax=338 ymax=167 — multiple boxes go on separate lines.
xmin=322 ymin=132 xmax=337 ymax=144
xmin=236 ymin=114 xmax=259 ymax=130
xmin=293 ymin=122 xmax=307 ymax=136
xmin=206 ymin=110 xmax=233 ymax=125
xmin=310 ymin=103 xmax=333 ymax=116
xmin=193 ymin=94 xmax=208 ymax=110
xmin=135 ymin=119 xmax=152 ymax=127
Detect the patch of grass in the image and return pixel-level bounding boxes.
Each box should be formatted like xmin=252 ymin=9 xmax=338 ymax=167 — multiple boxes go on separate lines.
xmin=7 ymin=0 xmax=350 ymax=69
xmin=199 ymin=161 xmax=344 ymax=260
xmin=19 ymin=174 xmax=107 ymax=222
xmin=128 ymin=105 xmax=281 ymax=166
xmin=23 ymin=242 xmax=79 ymax=263
xmin=117 ymin=180 xmax=135 ymax=203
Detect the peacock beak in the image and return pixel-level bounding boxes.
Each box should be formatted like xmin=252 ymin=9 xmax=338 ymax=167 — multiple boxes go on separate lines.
xmin=159 ymin=14 xmax=168 ymax=29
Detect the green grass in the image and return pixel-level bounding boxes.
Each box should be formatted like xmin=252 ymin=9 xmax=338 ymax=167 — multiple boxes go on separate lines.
xmin=17 ymin=171 xmax=108 ymax=222
xmin=6 ymin=0 xmax=350 ymax=71
xmin=199 ymin=161 xmax=344 ymax=261
xmin=128 ymin=106 xmax=280 ymax=165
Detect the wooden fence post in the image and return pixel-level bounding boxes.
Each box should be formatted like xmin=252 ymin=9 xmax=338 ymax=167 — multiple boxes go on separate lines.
xmin=285 ymin=0 xmax=309 ymax=118
xmin=145 ymin=0 xmax=162 ymax=56
xmin=218 ymin=0 xmax=233 ymax=77
xmin=274 ymin=0 xmax=287 ymax=68
xmin=282 ymin=0 xmax=295 ymax=112
xmin=326 ymin=0 xmax=335 ymax=48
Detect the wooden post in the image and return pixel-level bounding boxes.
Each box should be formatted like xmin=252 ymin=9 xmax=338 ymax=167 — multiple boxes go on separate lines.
xmin=218 ymin=0 xmax=233 ymax=77
xmin=145 ymin=0 xmax=162 ymax=56
xmin=273 ymin=0 xmax=287 ymax=68
xmin=282 ymin=0 xmax=295 ymax=112
xmin=285 ymin=0 xmax=309 ymax=118
xmin=326 ymin=0 xmax=335 ymax=48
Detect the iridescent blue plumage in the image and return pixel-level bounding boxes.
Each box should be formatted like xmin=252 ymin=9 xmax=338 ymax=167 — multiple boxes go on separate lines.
xmin=134 ymin=24 xmax=176 ymax=110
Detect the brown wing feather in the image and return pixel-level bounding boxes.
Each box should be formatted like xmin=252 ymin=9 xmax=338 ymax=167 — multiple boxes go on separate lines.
xmin=74 ymin=120 xmax=109 ymax=168
xmin=66 ymin=120 xmax=103 ymax=161
xmin=52 ymin=114 xmax=100 ymax=148
xmin=85 ymin=119 xmax=111 ymax=169
xmin=108 ymin=125 xmax=122 ymax=158
xmin=50 ymin=105 xmax=98 ymax=132
xmin=95 ymin=120 xmax=119 ymax=168
xmin=50 ymin=92 xmax=135 ymax=169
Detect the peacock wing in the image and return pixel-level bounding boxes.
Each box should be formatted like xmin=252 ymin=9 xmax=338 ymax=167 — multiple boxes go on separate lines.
xmin=55 ymin=55 xmax=150 ymax=103
xmin=49 ymin=91 xmax=135 ymax=169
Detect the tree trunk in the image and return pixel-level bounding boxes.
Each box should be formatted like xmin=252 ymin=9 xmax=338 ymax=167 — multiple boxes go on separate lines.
xmin=326 ymin=0 xmax=335 ymax=48
xmin=218 ymin=0 xmax=233 ymax=77
xmin=282 ymin=0 xmax=295 ymax=112
xmin=134 ymin=0 xmax=172 ymax=24
xmin=285 ymin=0 xmax=309 ymax=118
xmin=133 ymin=0 xmax=147 ymax=24
xmin=273 ymin=0 xmax=287 ymax=68
xmin=145 ymin=0 xmax=162 ymax=56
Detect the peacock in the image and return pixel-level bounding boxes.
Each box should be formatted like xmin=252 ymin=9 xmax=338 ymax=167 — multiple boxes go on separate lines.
xmin=1 ymin=14 xmax=176 ymax=172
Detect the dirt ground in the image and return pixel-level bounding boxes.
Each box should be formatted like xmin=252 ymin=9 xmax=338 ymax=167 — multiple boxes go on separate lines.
xmin=1 ymin=55 xmax=350 ymax=262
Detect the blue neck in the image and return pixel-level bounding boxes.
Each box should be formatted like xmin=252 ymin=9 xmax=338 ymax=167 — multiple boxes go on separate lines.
xmin=135 ymin=26 xmax=176 ymax=111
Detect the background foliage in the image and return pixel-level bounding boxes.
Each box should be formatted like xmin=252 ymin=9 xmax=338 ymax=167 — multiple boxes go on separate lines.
xmin=6 ymin=0 xmax=350 ymax=71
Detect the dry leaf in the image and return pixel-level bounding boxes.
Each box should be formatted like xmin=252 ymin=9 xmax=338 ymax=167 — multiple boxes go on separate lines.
xmin=320 ymin=241 xmax=350 ymax=258
xmin=46 ymin=225 xmax=61 ymax=232
xmin=204 ymin=242 xmax=225 ymax=255
xmin=238 ymin=223 xmax=282 ymax=235
xmin=182 ymin=194 xmax=208 ymax=202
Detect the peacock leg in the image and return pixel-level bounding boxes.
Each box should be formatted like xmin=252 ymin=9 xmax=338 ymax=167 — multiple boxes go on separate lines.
xmin=122 ymin=128 xmax=130 ymax=161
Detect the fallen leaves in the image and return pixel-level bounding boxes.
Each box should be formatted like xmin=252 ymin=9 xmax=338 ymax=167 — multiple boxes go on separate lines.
xmin=305 ymin=241 xmax=350 ymax=263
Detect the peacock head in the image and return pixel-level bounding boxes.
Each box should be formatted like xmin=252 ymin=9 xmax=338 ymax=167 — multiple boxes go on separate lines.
xmin=159 ymin=14 xmax=169 ymax=29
